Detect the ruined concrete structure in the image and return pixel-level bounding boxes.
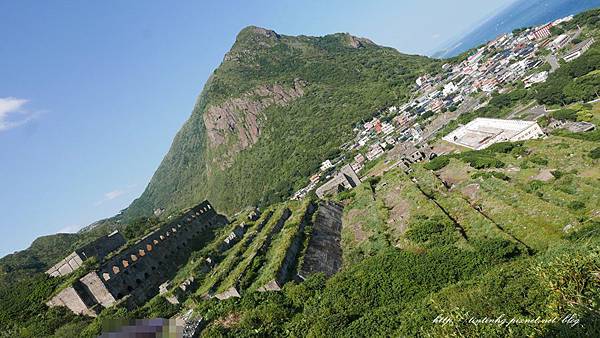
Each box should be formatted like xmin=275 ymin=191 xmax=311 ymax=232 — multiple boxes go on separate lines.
xmin=258 ymin=202 xmax=317 ymax=292
xmin=316 ymin=164 xmax=361 ymax=198
xmin=298 ymin=201 xmax=343 ymax=279
xmin=47 ymin=201 xmax=228 ymax=316
xmin=46 ymin=231 xmax=126 ymax=277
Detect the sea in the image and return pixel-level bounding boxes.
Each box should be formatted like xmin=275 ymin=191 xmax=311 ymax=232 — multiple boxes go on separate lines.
xmin=434 ymin=0 xmax=600 ymax=58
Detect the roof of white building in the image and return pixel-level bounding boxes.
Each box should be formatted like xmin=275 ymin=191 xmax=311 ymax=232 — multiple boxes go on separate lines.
xmin=442 ymin=118 xmax=539 ymax=150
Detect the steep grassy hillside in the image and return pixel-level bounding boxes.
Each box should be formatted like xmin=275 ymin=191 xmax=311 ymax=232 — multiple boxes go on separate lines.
xmin=125 ymin=26 xmax=435 ymax=218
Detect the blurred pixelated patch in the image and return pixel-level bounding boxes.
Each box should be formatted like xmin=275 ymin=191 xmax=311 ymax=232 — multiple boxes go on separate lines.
xmin=100 ymin=318 xmax=183 ymax=338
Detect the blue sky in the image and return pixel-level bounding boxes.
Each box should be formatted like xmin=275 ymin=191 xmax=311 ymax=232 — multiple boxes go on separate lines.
xmin=0 ymin=0 xmax=514 ymax=257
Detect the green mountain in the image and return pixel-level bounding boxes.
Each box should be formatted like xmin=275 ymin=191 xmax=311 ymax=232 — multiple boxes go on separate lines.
xmin=3 ymin=10 xmax=600 ymax=336
xmin=125 ymin=26 xmax=435 ymax=218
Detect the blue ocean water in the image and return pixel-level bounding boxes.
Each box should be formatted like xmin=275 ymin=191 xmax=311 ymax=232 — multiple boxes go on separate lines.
xmin=435 ymin=0 xmax=600 ymax=58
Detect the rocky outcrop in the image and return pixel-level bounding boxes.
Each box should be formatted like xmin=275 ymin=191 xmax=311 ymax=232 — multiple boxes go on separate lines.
xmin=203 ymin=79 xmax=306 ymax=167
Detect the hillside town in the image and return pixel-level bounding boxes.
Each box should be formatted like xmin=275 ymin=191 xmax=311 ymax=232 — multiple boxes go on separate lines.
xmin=294 ymin=14 xmax=597 ymax=201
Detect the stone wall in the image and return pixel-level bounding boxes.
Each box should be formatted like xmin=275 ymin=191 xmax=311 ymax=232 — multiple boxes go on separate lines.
xmin=316 ymin=164 xmax=361 ymax=198
xmin=48 ymin=201 xmax=228 ymax=316
xmin=45 ymin=231 xmax=126 ymax=277
xmin=298 ymin=201 xmax=343 ymax=279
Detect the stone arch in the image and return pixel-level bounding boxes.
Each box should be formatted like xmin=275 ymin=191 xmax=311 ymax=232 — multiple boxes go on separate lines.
xmin=112 ymin=266 xmax=120 ymax=274
xmin=154 ymin=239 xmax=159 ymax=245
xmin=122 ymin=259 xmax=129 ymax=268
xmin=160 ymin=235 xmax=165 ymax=240
xmin=139 ymin=249 xmax=146 ymax=256
xmin=131 ymin=254 xmax=138 ymax=262
xmin=102 ymin=272 xmax=111 ymax=281
xmin=172 ymin=227 xmax=177 ymax=232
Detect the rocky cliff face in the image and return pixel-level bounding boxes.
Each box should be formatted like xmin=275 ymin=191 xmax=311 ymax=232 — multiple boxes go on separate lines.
xmin=204 ymin=79 xmax=306 ymax=168
xmin=124 ymin=26 xmax=434 ymax=218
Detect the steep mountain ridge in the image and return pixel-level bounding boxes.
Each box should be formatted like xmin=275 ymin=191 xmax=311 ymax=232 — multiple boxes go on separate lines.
xmin=124 ymin=26 xmax=435 ymax=218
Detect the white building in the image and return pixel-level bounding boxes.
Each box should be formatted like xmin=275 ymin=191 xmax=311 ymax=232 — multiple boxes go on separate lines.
xmin=320 ymin=160 xmax=333 ymax=172
xmin=366 ymin=144 xmax=384 ymax=161
xmin=564 ymin=38 xmax=595 ymax=62
xmin=524 ymin=71 xmax=548 ymax=88
xmin=550 ymin=34 xmax=570 ymax=51
xmin=381 ymin=122 xmax=395 ymax=135
xmin=443 ymin=82 xmax=458 ymax=96
xmin=442 ymin=118 xmax=545 ymax=150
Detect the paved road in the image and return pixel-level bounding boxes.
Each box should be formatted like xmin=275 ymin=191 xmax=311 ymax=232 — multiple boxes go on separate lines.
xmin=418 ymin=96 xmax=479 ymax=144
xmin=546 ymin=55 xmax=560 ymax=73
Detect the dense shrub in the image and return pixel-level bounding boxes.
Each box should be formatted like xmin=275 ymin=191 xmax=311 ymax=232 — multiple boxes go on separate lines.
xmin=471 ymin=171 xmax=510 ymax=181
xmin=423 ymin=156 xmax=450 ymax=171
xmin=551 ymin=109 xmax=578 ymax=121
xmin=568 ymin=200 xmax=586 ymax=211
xmin=456 ymin=152 xmax=505 ymax=169
xmin=590 ymin=147 xmax=600 ymax=159
xmin=529 ymin=155 xmax=549 ymax=166
xmin=405 ymin=216 xmax=459 ymax=246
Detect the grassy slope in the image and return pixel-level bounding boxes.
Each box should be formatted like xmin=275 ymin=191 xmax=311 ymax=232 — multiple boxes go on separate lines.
xmin=125 ymin=27 xmax=435 ymax=219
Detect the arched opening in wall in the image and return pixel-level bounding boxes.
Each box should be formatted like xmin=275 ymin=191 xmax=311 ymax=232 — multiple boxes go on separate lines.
xmin=127 ymin=286 xmax=133 ymax=292
xmin=135 ymin=278 xmax=142 ymax=285
xmin=153 ymin=239 xmax=159 ymax=245
xmin=166 ymin=231 xmax=170 ymax=237
xmin=139 ymin=249 xmax=146 ymax=257
xmin=130 ymin=254 xmax=138 ymax=262
xmin=172 ymin=227 xmax=177 ymax=232
xmin=177 ymin=224 xmax=182 ymax=228
xmin=112 ymin=266 xmax=120 ymax=274
xmin=102 ymin=272 xmax=111 ymax=281
xmin=160 ymin=235 xmax=165 ymax=240
xmin=122 ymin=260 xmax=129 ymax=268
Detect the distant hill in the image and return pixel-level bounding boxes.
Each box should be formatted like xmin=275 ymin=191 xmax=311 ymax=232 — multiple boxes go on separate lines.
xmin=434 ymin=0 xmax=600 ymax=58
xmin=124 ymin=26 xmax=435 ymax=219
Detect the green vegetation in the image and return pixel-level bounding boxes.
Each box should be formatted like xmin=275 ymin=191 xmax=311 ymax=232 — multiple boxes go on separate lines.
xmin=125 ymin=27 xmax=436 ymax=219
xmin=535 ymin=45 xmax=600 ymax=106
xmin=439 ymin=88 xmax=533 ymax=136
xmin=4 ymin=10 xmax=600 ymax=337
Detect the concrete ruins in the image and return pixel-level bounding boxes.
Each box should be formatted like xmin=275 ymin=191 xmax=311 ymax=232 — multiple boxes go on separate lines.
xmin=316 ymin=164 xmax=361 ymax=198
xmin=257 ymin=202 xmax=317 ymax=292
xmin=45 ymin=231 xmax=126 ymax=277
xmin=298 ymin=201 xmax=343 ymax=279
xmin=46 ymin=201 xmax=228 ymax=316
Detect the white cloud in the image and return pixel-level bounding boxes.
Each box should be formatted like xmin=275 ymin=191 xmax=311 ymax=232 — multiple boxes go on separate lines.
xmin=104 ymin=190 xmax=126 ymax=200
xmin=94 ymin=185 xmax=136 ymax=206
xmin=0 ymin=97 xmax=36 ymax=131
xmin=57 ymin=224 xmax=81 ymax=233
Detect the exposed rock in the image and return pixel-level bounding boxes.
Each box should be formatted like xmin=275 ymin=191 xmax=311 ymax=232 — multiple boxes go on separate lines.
xmin=203 ymin=79 xmax=306 ymax=167
xmin=532 ymin=169 xmax=555 ymax=182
